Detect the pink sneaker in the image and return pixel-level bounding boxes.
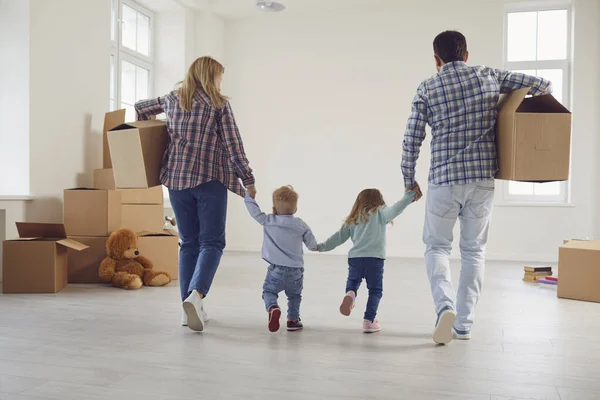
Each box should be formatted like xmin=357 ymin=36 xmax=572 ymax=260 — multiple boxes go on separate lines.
xmin=339 ymin=291 xmax=356 ymax=316
xmin=363 ymin=320 xmax=381 ymax=333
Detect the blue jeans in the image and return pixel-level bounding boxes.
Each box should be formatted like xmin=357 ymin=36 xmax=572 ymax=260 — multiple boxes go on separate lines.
xmin=346 ymin=258 xmax=384 ymax=322
xmin=169 ymin=181 xmax=227 ymax=301
xmin=423 ymin=179 xmax=494 ymax=331
xmin=262 ymin=265 xmax=304 ymax=321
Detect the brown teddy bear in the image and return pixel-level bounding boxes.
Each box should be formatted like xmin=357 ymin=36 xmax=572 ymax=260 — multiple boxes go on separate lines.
xmin=99 ymin=228 xmax=172 ymax=289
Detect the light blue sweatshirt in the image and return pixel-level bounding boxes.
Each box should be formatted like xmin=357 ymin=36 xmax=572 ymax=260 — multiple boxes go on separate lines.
xmin=317 ymin=191 xmax=416 ymax=259
xmin=245 ymin=192 xmax=317 ymax=268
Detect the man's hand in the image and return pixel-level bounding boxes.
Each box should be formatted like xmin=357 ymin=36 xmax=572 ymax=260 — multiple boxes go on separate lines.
xmin=407 ymin=183 xmax=423 ymax=202
xmin=247 ymin=185 xmax=257 ymax=199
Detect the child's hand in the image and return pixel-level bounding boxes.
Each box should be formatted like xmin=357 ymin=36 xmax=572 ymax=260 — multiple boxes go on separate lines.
xmin=247 ymin=185 xmax=257 ymax=199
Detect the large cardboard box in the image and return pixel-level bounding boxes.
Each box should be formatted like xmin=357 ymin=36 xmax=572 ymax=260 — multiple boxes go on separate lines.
xmin=121 ymin=204 xmax=164 ymax=233
xmin=103 ymin=109 xmax=126 ymax=169
xmin=558 ymin=240 xmax=600 ymax=303
xmin=64 ymin=189 xmax=122 ymax=236
xmin=67 ymin=236 xmax=108 ymax=283
xmin=108 ymin=120 xmax=168 ymax=189
xmin=2 ymin=223 xmax=88 ymax=293
xmin=496 ymin=88 xmax=572 ymax=182
xmin=94 ymin=168 xmax=164 ymax=205
xmin=138 ymin=230 xmax=179 ymax=280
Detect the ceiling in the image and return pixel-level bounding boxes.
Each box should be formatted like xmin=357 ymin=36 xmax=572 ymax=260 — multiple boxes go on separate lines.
xmin=136 ymin=0 xmax=415 ymax=18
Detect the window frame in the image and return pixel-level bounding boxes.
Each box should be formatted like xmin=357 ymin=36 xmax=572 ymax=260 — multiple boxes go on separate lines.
xmin=498 ymin=1 xmax=573 ymax=207
xmin=110 ymin=0 xmax=155 ymax=120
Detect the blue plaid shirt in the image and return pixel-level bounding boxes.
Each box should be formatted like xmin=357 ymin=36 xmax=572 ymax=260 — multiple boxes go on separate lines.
xmin=401 ymin=62 xmax=553 ymax=187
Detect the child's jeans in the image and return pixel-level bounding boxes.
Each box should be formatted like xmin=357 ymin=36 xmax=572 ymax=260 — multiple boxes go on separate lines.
xmin=346 ymin=258 xmax=384 ymax=322
xmin=262 ymin=265 xmax=304 ymax=321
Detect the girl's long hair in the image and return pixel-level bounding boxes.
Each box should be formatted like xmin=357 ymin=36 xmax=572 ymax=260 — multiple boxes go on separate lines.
xmin=178 ymin=56 xmax=227 ymax=110
xmin=344 ymin=189 xmax=386 ymax=225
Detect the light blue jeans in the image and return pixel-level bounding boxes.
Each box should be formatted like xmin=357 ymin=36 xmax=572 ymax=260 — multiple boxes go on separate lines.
xmin=423 ymin=179 xmax=494 ymax=331
xmin=263 ymin=265 xmax=304 ymax=321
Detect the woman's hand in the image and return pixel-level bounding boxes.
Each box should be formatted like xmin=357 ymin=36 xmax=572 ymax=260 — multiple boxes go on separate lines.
xmin=247 ymin=185 xmax=257 ymax=199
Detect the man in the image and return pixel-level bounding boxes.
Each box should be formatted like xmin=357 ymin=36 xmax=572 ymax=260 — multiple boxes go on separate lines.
xmin=401 ymin=31 xmax=552 ymax=344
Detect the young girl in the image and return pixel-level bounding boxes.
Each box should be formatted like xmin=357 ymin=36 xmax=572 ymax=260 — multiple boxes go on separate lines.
xmin=317 ymin=189 xmax=416 ymax=333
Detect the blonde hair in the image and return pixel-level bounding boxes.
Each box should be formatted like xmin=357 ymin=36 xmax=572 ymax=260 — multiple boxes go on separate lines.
xmin=273 ymin=186 xmax=299 ymax=215
xmin=179 ymin=56 xmax=227 ymax=110
xmin=345 ymin=189 xmax=386 ymax=225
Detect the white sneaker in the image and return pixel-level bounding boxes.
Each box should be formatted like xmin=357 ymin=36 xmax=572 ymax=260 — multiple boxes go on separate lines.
xmin=433 ymin=308 xmax=456 ymax=345
xmin=183 ymin=290 xmax=205 ymax=332
xmin=182 ymin=308 xmax=208 ymax=326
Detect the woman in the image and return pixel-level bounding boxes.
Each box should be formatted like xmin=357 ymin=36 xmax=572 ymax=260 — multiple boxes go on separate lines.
xmin=135 ymin=56 xmax=256 ymax=332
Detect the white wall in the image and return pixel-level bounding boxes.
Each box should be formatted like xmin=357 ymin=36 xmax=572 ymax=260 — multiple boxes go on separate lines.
xmin=155 ymin=8 xmax=189 ymax=96
xmin=0 ymin=0 xmax=30 ymax=196
xmin=27 ymin=0 xmax=110 ymax=222
xmin=196 ymin=12 xmax=225 ymax=62
xmin=222 ymin=0 xmax=600 ymax=261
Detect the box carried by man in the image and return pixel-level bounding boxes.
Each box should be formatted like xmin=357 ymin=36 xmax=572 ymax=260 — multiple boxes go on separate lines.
xmin=496 ymin=88 xmax=571 ymax=182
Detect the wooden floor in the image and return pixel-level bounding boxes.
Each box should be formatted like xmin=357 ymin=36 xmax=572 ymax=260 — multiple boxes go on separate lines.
xmin=1 ymin=253 xmax=599 ymax=400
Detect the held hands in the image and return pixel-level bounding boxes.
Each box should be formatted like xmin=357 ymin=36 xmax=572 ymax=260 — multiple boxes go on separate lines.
xmin=406 ymin=183 xmax=423 ymax=202
xmin=247 ymin=185 xmax=257 ymax=199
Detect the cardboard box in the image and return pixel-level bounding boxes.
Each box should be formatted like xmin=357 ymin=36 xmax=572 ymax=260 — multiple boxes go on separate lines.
xmin=107 ymin=120 xmax=168 ymax=189
xmin=121 ymin=204 xmax=164 ymax=233
xmin=67 ymin=236 xmax=108 ymax=283
xmin=2 ymin=223 xmax=88 ymax=293
xmin=558 ymin=240 xmax=600 ymax=303
xmin=94 ymin=168 xmax=164 ymax=205
xmin=496 ymin=88 xmax=572 ymax=182
xmin=103 ymin=109 xmax=126 ymax=169
xmin=138 ymin=230 xmax=179 ymax=280
xmin=64 ymin=189 xmax=121 ymax=236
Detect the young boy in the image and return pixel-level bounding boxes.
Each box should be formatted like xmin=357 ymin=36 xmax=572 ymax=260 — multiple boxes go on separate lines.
xmin=244 ymin=186 xmax=317 ymax=332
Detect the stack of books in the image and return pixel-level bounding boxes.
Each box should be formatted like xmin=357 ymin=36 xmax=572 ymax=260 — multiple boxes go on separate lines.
xmin=523 ymin=265 xmax=553 ymax=283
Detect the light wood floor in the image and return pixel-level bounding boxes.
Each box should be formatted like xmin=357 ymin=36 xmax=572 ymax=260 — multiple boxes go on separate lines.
xmin=1 ymin=253 xmax=599 ymax=400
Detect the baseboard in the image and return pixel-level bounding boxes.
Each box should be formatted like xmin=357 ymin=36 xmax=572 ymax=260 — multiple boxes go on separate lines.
xmin=224 ymin=247 xmax=557 ymax=263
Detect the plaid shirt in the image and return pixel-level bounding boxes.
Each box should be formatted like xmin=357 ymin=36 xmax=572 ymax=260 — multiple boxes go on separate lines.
xmin=401 ymin=62 xmax=552 ymax=187
xmin=135 ymin=90 xmax=254 ymax=196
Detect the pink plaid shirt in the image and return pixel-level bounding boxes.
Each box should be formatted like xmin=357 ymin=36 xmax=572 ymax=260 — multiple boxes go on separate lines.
xmin=135 ymin=90 xmax=254 ymax=197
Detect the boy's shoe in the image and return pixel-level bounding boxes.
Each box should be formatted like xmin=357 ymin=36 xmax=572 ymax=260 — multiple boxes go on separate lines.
xmin=182 ymin=290 xmax=205 ymax=332
xmin=268 ymin=307 xmax=281 ymax=332
xmin=453 ymin=327 xmax=471 ymax=340
xmin=287 ymin=320 xmax=304 ymax=331
xmin=339 ymin=291 xmax=356 ymax=316
xmin=433 ymin=307 xmax=456 ymax=345
xmin=363 ymin=320 xmax=381 ymax=333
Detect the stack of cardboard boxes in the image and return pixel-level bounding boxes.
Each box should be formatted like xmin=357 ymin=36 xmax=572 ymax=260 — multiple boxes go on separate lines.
xmin=2 ymin=110 xmax=179 ymax=293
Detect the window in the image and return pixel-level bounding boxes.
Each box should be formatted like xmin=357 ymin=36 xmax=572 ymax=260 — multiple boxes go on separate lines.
xmin=110 ymin=0 xmax=153 ymax=122
xmin=502 ymin=5 xmax=571 ymax=204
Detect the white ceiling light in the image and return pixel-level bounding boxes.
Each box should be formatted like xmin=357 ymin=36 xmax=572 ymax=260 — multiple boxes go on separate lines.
xmin=256 ymin=0 xmax=286 ymax=12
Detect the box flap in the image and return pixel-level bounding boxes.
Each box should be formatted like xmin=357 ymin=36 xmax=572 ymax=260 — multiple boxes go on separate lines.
xmin=103 ymin=109 xmax=126 ymax=168
xmin=110 ymin=120 xmax=166 ymax=132
xmin=137 ymin=229 xmax=178 ymax=238
xmin=498 ymin=87 xmax=530 ymax=114
xmin=561 ymin=240 xmax=600 ymax=251
xmin=516 ymin=94 xmax=570 ymax=114
xmin=56 ymin=238 xmax=90 ymax=251
xmin=16 ymin=222 xmax=67 ymax=239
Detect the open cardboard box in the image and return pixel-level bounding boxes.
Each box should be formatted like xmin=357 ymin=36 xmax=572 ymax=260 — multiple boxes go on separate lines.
xmin=107 ymin=120 xmax=168 ymax=189
xmin=496 ymin=88 xmax=572 ymax=182
xmin=2 ymin=223 xmax=89 ymax=293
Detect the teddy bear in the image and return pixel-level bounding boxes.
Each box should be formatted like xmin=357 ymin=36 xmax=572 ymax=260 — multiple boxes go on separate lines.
xmin=99 ymin=228 xmax=172 ymax=290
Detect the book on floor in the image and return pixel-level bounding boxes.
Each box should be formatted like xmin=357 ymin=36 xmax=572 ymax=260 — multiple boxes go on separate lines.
xmin=524 ymin=265 xmax=553 ymax=272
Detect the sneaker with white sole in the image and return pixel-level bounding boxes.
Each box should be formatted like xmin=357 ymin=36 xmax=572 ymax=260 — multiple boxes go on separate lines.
xmin=183 ymin=290 xmax=205 ymax=332
xmin=363 ymin=320 xmax=381 ymax=333
xmin=181 ymin=309 xmax=209 ymax=327
xmin=433 ymin=307 xmax=456 ymax=345
xmin=453 ymin=327 xmax=471 ymax=340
